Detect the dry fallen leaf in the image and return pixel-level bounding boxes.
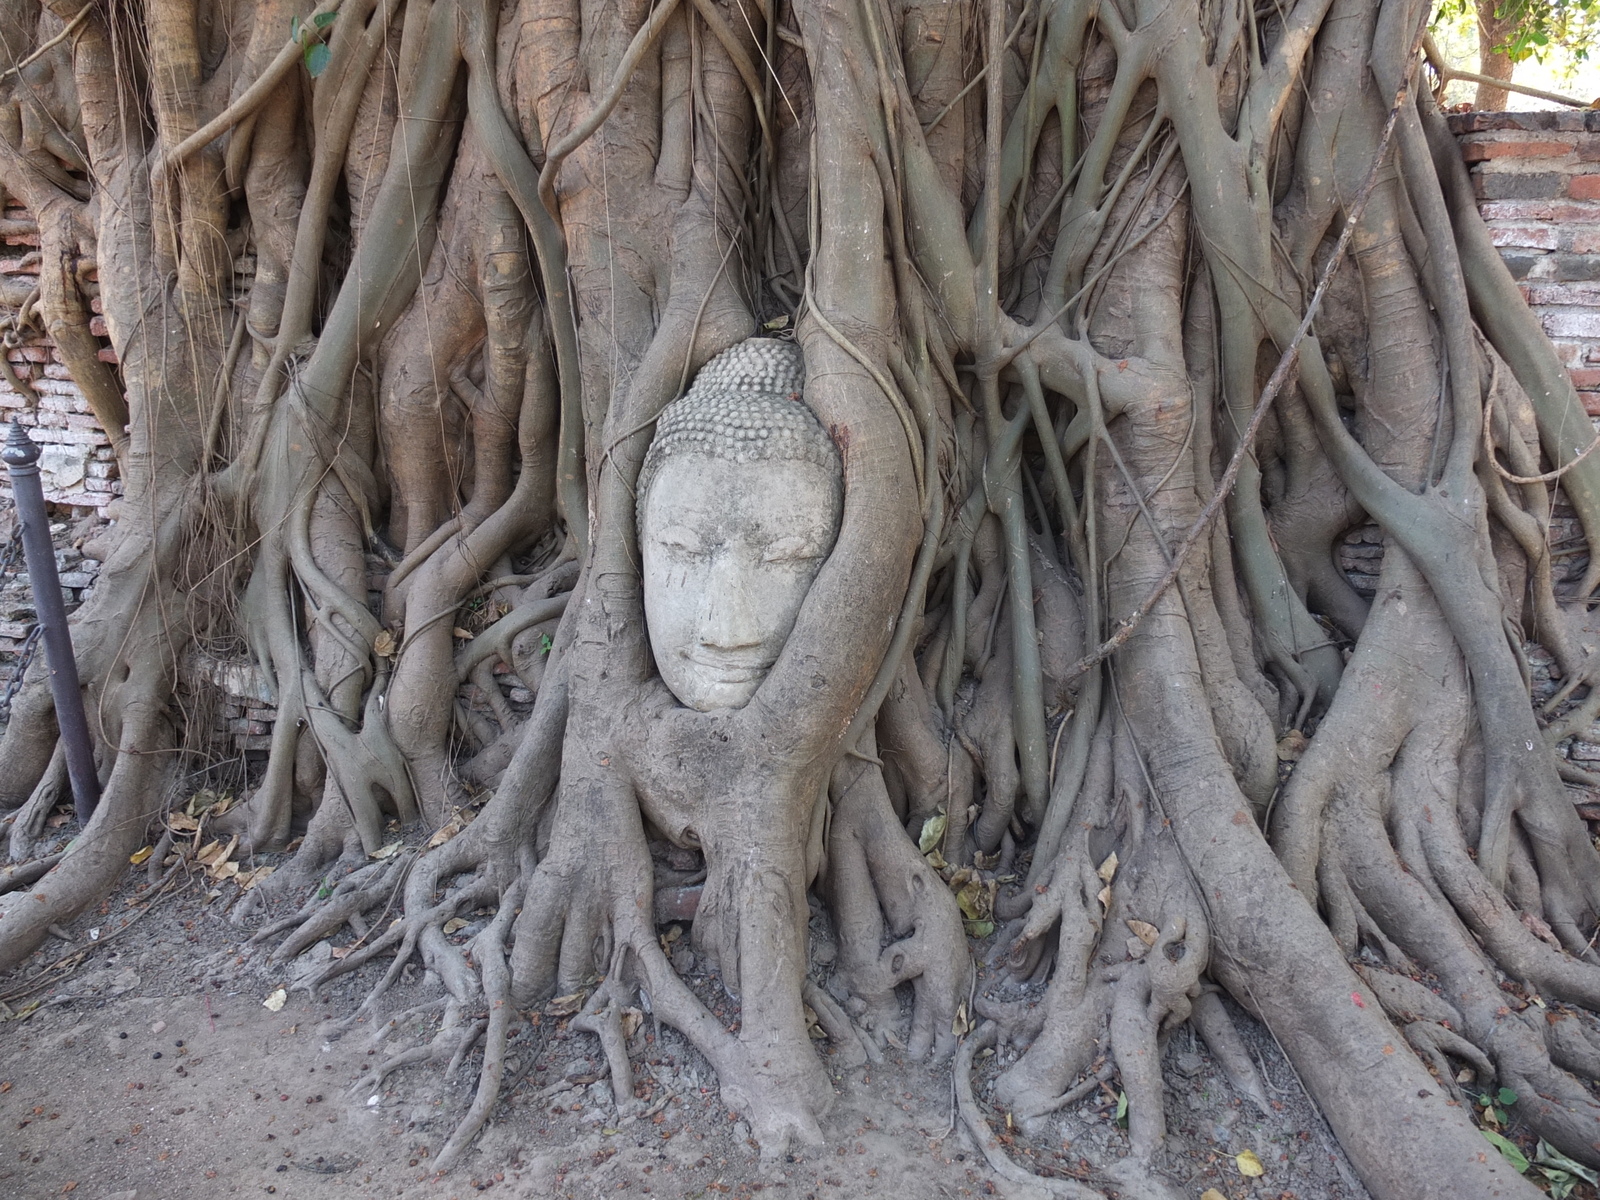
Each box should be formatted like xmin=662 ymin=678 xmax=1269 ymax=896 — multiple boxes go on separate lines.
xmin=167 ymin=812 xmax=200 ymax=833
xmin=1127 ymin=919 xmax=1159 ymax=946
xmin=452 ymin=626 xmax=475 ymax=640
xmin=1096 ymin=884 xmax=1111 ymax=912
xmin=1096 ymin=851 xmax=1119 ymax=883
xmin=197 ymin=834 xmax=239 ymax=869
xmin=373 ymin=629 xmax=396 ymax=658
xmin=546 ymin=991 xmax=587 ymax=1017
xmin=620 ymin=1007 xmax=643 ymax=1040
xmin=1236 ymin=1148 xmax=1265 ymax=1177
xmin=425 ymin=807 xmax=477 ymax=849
xmin=262 ymin=988 xmax=287 ymax=1012
xmin=128 ymin=847 xmax=153 ymax=865
xmin=238 ymin=865 xmax=275 ymax=891
xmin=1201 ymin=1191 xmax=1227 ymax=1200
xmin=1277 ymin=730 xmax=1309 ymax=761
xmin=370 ymin=841 xmax=404 ymax=860
xmin=442 ymin=917 xmax=468 ymax=935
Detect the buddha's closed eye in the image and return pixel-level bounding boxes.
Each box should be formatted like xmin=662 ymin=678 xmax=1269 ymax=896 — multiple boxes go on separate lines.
xmin=656 ymin=526 xmax=706 ymax=555
xmin=761 ymin=535 xmax=823 ymax=564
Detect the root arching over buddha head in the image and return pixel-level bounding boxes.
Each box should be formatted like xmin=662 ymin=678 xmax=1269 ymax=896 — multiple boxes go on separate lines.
xmin=638 ymin=338 xmax=843 ymax=712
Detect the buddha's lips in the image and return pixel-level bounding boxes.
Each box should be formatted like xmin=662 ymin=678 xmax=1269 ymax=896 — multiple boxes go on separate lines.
xmin=683 ymin=652 xmax=775 ymax=683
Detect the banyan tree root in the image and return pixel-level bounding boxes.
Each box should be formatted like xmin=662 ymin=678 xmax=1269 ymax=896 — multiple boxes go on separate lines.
xmin=5 ymin=0 xmax=1600 ymax=1196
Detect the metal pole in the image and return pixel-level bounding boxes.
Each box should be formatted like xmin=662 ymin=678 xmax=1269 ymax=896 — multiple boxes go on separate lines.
xmin=2 ymin=420 xmax=99 ymax=824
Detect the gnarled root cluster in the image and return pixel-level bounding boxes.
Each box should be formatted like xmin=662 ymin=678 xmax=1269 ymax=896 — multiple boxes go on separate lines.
xmin=5 ymin=0 xmax=1600 ymax=1197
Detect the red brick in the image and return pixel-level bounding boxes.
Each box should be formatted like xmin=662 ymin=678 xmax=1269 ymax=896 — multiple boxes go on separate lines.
xmin=1571 ymin=175 xmax=1600 ymax=201
xmin=88 ymin=315 xmax=107 ymax=337
xmin=1570 ymin=229 xmax=1600 ymax=254
xmin=96 ymin=347 xmax=118 ymax=364
xmin=1573 ymin=369 xmax=1600 ymax=389
xmin=1489 ymin=223 xmax=1561 ymax=250
xmin=1583 ymin=391 xmax=1600 ymax=417
xmin=1462 ymin=139 xmax=1573 ymax=162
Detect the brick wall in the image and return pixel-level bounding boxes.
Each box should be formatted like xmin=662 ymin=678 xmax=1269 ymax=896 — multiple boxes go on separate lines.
xmin=0 ymin=205 xmax=121 ymax=513
xmin=1447 ymin=111 xmax=1600 ymax=415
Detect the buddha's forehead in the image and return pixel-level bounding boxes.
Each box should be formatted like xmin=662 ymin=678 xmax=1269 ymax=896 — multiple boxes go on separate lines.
xmin=643 ymin=453 xmax=840 ymax=534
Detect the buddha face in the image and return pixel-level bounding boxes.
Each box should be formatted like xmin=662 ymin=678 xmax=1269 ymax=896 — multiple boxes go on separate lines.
xmin=641 ymin=452 xmax=842 ymax=711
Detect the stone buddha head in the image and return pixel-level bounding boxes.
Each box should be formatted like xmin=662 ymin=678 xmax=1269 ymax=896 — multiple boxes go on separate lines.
xmin=638 ymin=339 xmax=843 ymax=712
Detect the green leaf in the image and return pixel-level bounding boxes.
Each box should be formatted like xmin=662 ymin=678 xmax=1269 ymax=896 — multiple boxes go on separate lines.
xmin=1539 ymin=1167 xmax=1576 ymax=1200
xmin=1535 ymin=1140 xmax=1600 ymax=1186
xmin=1114 ymin=1091 xmax=1128 ymax=1127
xmin=917 ymin=813 xmax=946 ymax=854
xmin=313 ymin=11 xmax=338 ymax=27
xmin=290 ymin=14 xmax=302 ymax=42
xmin=1497 ymin=1087 xmax=1519 ymax=1107
xmin=304 ymin=42 xmax=331 ymax=77
xmin=963 ymin=920 xmax=995 ymax=939
xmin=1482 ymin=1130 xmax=1530 ymax=1173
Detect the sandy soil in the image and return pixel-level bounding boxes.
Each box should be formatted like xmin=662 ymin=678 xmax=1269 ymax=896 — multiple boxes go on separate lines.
xmin=0 ymin=852 xmax=1373 ymax=1200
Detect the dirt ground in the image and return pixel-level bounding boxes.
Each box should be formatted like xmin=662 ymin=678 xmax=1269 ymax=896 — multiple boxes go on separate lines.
xmin=0 ymin=849 xmax=1374 ymax=1200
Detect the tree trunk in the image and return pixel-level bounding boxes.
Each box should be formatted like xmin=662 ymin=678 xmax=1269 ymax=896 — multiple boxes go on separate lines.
xmin=2 ymin=0 xmax=1599 ymax=1194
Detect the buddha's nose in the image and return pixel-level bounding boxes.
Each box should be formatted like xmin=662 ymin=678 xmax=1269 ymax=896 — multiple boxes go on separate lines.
xmin=697 ymin=554 xmax=764 ymax=651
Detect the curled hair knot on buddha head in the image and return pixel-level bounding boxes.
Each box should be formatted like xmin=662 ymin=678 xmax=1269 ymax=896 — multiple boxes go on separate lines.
xmin=637 ymin=338 xmax=841 ymax=528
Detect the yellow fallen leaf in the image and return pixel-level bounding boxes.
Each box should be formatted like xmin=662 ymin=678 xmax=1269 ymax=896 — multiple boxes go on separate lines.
xmin=452 ymin=627 xmax=475 ymax=640
xmin=1096 ymin=884 xmax=1111 ymax=912
xmin=168 ymin=812 xmax=199 ymax=833
xmin=1127 ymin=919 xmax=1159 ymax=946
xmin=1201 ymin=1191 xmax=1228 ymax=1200
xmin=442 ymin=917 xmax=468 ymax=934
xmin=370 ymin=841 xmax=404 ymax=860
xmin=262 ymin=988 xmax=287 ymax=1012
xmin=128 ymin=847 xmax=153 ymax=865
xmin=209 ymin=859 xmax=240 ymax=881
xmin=1236 ymin=1148 xmax=1265 ymax=1177
xmin=1096 ymin=850 xmax=1119 ymax=882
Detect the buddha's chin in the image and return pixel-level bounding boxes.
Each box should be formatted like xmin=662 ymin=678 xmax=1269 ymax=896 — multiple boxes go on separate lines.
xmin=669 ymin=666 xmax=766 ymax=713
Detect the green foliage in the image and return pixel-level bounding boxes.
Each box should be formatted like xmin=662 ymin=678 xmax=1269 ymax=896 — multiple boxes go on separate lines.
xmin=1433 ymin=0 xmax=1599 ymax=66
xmin=1482 ymin=1129 xmax=1529 ymax=1172
xmin=290 ymin=12 xmax=337 ymax=78
xmin=1534 ymin=1140 xmax=1600 ymax=1199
